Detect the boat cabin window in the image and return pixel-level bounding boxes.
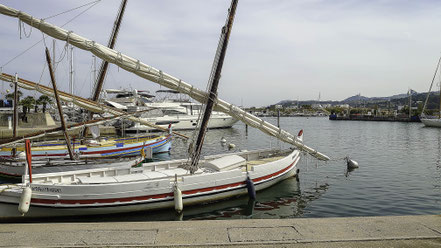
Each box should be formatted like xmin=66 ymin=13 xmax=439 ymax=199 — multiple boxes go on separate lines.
xmin=162 ymin=109 xmax=187 ymax=115
xmin=115 ymin=93 xmax=134 ymax=98
xmin=140 ymin=109 xmax=164 ymax=118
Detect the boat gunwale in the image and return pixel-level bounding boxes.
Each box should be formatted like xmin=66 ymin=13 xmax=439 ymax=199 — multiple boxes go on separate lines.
xmin=1 ymin=150 xmax=299 ymax=207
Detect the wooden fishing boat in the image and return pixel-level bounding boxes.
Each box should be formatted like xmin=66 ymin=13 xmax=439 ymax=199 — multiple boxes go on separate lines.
xmin=0 ymin=134 xmax=171 ymax=160
xmin=0 ymin=0 xmax=330 ymax=220
xmin=0 ymin=147 xmax=300 ymax=219
xmin=0 ymin=3 xmax=329 ymax=160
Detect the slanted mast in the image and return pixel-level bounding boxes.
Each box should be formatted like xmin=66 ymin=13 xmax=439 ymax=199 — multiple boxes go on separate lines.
xmin=0 ymin=3 xmax=330 ymax=161
xmin=82 ymin=0 xmax=128 ymax=138
xmin=421 ymin=56 xmax=441 ymax=117
xmin=184 ymin=0 xmax=238 ymax=173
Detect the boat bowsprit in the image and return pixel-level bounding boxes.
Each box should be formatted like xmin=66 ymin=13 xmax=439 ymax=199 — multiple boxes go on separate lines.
xmin=0 ymin=148 xmax=300 ymax=219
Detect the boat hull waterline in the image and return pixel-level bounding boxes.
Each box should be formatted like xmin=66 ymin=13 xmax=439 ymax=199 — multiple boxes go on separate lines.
xmin=0 ymin=149 xmax=300 ymax=219
xmin=421 ymin=118 xmax=441 ymax=127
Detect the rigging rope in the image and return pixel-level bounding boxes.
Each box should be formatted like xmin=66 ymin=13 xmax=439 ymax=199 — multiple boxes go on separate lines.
xmin=42 ymin=0 xmax=101 ymax=21
xmin=1 ymin=0 xmax=100 ymax=68
xmin=37 ymin=64 xmax=47 ymax=85
xmin=422 ymin=55 xmax=441 ymax=115
xmin=19 ymin=19 xmax=33 ymax=39
xmin=187 ymin=29 xmax=228 ymax=157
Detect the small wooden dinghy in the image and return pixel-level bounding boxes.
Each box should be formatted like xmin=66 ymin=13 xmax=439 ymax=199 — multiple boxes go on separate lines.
xmin=0 ymin=135 xmax=171 ymax=159
xmin=0 ymin=135 xmax=172 ymax=179
xmin=0 ymin=148 xmax=300 ymax=219
xmin=0 ymin=156 xmax=146 ymax=180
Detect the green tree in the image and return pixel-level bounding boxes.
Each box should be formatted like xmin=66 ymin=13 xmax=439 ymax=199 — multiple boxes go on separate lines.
xmin=401 ymin=106 xmax=410 ymax=115
xmin=349 ymin=108 xmax=360 ymax=115
xmin=301 ymin=105 xmax=312 ymax=109
xmin=37 ymin=95 xmax=52 ymax=113
xmin=19 ymin=96 xmax=36 ymax=116
xmin=6 ymin=90 xmax=23 ymax=102
xmin=326 ymin=106 xmax=345 ymax=115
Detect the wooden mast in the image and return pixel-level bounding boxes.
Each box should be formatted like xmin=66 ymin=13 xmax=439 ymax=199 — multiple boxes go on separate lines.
xmin=408 ymin=89 xmax=412 ymax=119
xmin=81 ymin=0 xmax=128 ymax=138
xmin=422 ymin=56 xmax=441 ymax=117
xmin=187 ymin=0 xmax=238 ymax=173
xmin=92 ymin=0 xmax=127 ymax=101
xmin=12 ymin=73 xmax=18 ymax=156
xmin=45 ymin=48 xmax=75 ymax=160
xmin=0 ymin=3 xmax=331 ymax=160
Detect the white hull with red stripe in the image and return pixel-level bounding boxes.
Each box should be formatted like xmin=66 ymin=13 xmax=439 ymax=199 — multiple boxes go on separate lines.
xmin=0 ymin=148 xmax=300 ymax=219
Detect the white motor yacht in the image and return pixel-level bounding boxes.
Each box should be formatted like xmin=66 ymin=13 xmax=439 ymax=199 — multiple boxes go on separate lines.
xmin=103 ymin=89 xmax=238 ymax=132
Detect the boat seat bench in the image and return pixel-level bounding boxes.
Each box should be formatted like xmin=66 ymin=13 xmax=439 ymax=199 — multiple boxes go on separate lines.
xmin=76 ymin=168 xmax=203 ymax=184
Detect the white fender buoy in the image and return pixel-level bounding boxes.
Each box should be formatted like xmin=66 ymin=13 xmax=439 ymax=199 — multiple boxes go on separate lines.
xmin=18 ymin=186 xmax=32 ymax=215
xmin=246 ymin=175 xmax=256 ymax=200
xmin=346 ymin=157 xmax=359 ymax=169
xmin=228 ymin=143 xmax=236 ymax=150
xmin=174 ymin=184 xmax=183 ymax=213
xmin=17 ymin=152 xmax=26 ymax=161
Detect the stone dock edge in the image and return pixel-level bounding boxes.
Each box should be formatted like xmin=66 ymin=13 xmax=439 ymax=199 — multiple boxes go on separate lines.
xmin=0 ymin=215 xmax=440 ymax=247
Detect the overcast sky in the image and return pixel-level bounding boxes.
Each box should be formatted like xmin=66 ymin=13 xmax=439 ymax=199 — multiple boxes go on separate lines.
xmin=1 ymin=0 xmax=441 ymax=107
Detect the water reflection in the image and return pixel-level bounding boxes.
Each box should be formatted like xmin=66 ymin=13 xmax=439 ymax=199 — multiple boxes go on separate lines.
xmin=345 ymin=167 xmax=356 ymax=177
xmin=183 ymin=177 xmax=329 ymax=220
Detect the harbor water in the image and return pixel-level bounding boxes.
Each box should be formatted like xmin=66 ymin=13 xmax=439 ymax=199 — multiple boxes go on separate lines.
xmin=1 ymin=117 xmax=440 ymax=222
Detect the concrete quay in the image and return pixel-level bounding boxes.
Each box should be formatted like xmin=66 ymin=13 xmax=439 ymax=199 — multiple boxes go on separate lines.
xmin=0 ymin=215 xmax=440 ymax=247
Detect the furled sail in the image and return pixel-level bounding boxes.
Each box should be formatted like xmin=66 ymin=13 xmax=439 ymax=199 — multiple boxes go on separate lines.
xmin=0 ymin=4 xmax=329 ymax=160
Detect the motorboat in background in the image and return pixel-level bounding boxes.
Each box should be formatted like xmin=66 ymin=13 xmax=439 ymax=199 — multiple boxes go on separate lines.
xmin=104 ymin=89 xmax=238 ymax=132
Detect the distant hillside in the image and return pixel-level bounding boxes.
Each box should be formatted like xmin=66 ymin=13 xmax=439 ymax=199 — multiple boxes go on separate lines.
xmin=342 ymin=90 xmax=418 ymax=103
xmin=342 ymin=94 xmax=370 ymax=102
xmin=268 ymin=90 xmax=440 ymax=109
